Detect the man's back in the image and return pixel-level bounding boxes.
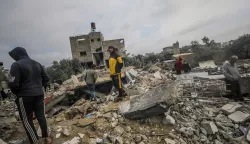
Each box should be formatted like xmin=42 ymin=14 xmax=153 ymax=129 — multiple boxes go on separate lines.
xmin=85 ymin=69 xmax=97 ymax=85
xmin=8 ymin=47 xmax=49 ymax=96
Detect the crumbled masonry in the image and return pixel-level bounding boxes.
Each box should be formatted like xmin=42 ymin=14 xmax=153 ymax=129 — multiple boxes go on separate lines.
xmin=2 ymin=61 xmax=250 ymax=144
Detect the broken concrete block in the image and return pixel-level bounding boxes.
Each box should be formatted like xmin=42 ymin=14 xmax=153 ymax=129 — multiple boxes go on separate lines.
xmin=128 ymin=69 xmax=138 ymax=78
xmin=162 ymin=114 xmax=175 ymax=125
xmin=201 ymin=121 xmax=218 ymax=134
xmin=76 ymin=118 xmax=96 ymax=127
xmin=221 ymin=103 xmax=242 ymax=114
xmin=114 ymin=126 xmax=125 ymax=136
xmin=63 ymin=128 xmax=70 ymax=136
xmin=164 ymin=138 xmax=176 ymax=144
xmin=71 ymin=75 xmax=79 ymax=84
xmin=62 ymin=137 xmax=81 ymax=144
xmin=154 ymin=71 xmax=162 ymax=79
xmin=247 ymin=130 xmax=250 ymax=142
xmin=228 ymin=111 xmax=250 ymax=123
xmin=124 ymin=83 xmax=175 ymax=120
xmin=134 ymin=134 xmax=142 ymax=143
xmin=56 ymin=133 xmax=61 ymax=138
xmin=78 ymin=133 xmax=85 ymax=139
xmin=119 ymin=101 xmax=130 ymax=114
xmin=0 ymin=139 xmax=7 ymax=144
xmin=115 ymin=136 xmax=124 ymax=144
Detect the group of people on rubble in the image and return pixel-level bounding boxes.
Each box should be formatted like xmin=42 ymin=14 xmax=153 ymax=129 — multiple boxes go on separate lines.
xmin=4 ymin=45 xmax=244 ymax=144
xmin=174 ymin=55 xmax=244 ymax=102
xmin=174 ymin=57 xmax=192 ymax=75
xmin=5 ymin=46 xmax=128 ymax=144
xmin=84 ymin=46 xmax=127 ymax=102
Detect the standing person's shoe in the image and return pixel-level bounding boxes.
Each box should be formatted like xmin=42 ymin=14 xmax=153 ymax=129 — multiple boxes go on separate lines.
xmin=45 ymin=136 xmax=53 ymax=144
xmin=239 ymin=97 xmax=244 ymax=102
xmin=114 ymin=97 xmax=123 ymax=102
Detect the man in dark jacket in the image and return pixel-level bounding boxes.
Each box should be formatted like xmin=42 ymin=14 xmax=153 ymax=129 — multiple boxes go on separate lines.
xmin=8 ymin=47 xmax=52 ymax=144
xmin=107 ymin=46 xmax=127 ymax=99
xmin=183 ymin=61 xmax=191 ymax=73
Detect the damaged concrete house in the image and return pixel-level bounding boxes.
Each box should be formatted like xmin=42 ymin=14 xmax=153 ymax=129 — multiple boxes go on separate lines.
xmin=162 ymin=41 xmax=180 ymax=55
xmin=69 ymin=22 xmax=126 ymax=68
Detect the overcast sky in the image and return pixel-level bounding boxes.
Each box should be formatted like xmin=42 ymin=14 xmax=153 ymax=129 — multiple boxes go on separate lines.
xmin=1 ymin=0 xmax=250 ymax=68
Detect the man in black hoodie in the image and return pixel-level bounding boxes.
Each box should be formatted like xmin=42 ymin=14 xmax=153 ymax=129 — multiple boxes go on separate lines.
xmin=8 ymin=47 xmax=52 ymax=144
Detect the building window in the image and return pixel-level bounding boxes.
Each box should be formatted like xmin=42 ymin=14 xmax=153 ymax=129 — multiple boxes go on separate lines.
xmin=80 ymin=52 xmax=87 ymax=56
xmin=97 ymin=38 xmax=101 ymax=41
xmin=91 ymin=39 xmax=94 ymax=42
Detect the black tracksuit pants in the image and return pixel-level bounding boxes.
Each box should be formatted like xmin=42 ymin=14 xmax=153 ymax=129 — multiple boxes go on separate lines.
xmin=225 ymin=79 xmax=242 ymax=99
xmin=15 ymin=95 xmax=48 ymax=143
xmin=111 ymin=74 xmax=126 ymax=97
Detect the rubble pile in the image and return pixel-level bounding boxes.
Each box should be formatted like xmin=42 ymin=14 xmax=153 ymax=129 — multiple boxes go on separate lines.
xmin=178 ymin=77 xmax=226 ymax=98
xmin=3 ymin=63 xmax=250 ymax=144
xmin=0 ymin=100 xmax=16 ymax=117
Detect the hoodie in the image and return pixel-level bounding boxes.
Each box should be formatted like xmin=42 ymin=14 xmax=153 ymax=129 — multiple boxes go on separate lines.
xmin=8 ymin=47 xmax=49 ymax=96
xmin=222 ymin=61 xmax=241 ymax=81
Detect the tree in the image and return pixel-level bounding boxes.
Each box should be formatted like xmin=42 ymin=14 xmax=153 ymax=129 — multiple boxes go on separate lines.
xmin=202 ymin=36 xmax=210 ymax=46
xmin=191 ymin=41 xmax=200 ymax=47
xmin=46 ymin=58 xmax=82 ymax=82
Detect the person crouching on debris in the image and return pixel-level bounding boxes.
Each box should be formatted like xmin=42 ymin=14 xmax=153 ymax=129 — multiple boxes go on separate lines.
xmin=8 ymin=47 xmax=52 ymax=144
xmin=222 ymin=55 xmax=243 ymax=101
xmin=84 ymin=64 xmax=98 ymax=101
xmin=183 ymin=61 xmax=191 ymax=73
xmin=107 ymin=46 xmax=127 ymax=99
xmin=175 ymin=57 xmax=183 ymax=75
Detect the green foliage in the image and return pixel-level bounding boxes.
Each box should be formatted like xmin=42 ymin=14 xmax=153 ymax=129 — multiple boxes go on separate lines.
xmin=225 ymin=34 xmax=250 ymax=59
xmin=46 ymin=59 xmax=82 ymax=82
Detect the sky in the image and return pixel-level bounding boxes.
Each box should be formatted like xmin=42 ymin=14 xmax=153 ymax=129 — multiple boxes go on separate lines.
xmin=0 ymin=0 xmax=250 ymax=68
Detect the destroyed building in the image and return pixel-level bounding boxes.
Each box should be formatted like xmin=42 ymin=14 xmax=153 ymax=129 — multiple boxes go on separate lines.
xmin=162 ymin=41 xmax=180 ymax=55
xmin=69 ymin=22 xmax=126 ymax=68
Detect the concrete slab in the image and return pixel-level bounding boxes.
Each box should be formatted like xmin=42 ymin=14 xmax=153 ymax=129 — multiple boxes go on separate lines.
xmin=123 ymin=83 xmax=177 ymax=120
xmin=228 ymin=111 xmax=250 ymax=123
xmin=221 ymin=103 xmax=242 ymax=115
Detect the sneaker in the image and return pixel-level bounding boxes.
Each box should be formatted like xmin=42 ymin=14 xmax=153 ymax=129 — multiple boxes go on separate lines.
xmin=239 ymin=97 xmax=244 ymax=102
xmin=114 ymin=97 xmax=123 ymax=102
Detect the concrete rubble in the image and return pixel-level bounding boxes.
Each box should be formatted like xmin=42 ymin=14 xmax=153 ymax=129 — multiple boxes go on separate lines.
xmin=2 ymin=63 xmax=250 ymax=144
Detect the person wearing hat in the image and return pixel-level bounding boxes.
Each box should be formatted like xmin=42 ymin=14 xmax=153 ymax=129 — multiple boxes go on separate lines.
xmin=107 ymin=46 xmax=127 ymax=98
xmin=222 ymin=55 xmax=243 ymax=101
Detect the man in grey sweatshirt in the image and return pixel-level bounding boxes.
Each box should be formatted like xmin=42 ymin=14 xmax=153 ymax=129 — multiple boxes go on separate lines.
xmin=222 ymin=55 xmax=243 ymax=101
xmin=84 ymin=64 xmax=98 ymax=101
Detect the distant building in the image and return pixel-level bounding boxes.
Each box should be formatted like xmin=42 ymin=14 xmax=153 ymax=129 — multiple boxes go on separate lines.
xmin=69 ymin=22 xmax=126 ymax=68
xmin=162 ymin=41 xmax=180 ymax=54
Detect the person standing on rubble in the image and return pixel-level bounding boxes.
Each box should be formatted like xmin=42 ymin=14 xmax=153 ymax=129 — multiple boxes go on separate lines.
xmin=183 ymin=61 xmax=191 ymax=73
xmin=1 ymin=88 xmax=7 ymax=100
xmin=84 ymin=64 xmax=98 ymax=101
xmin=222 ymin=55 xmax=243 ymax=101
xmin=107 ymin=46 xmax=127 ymax=99
xmin=8 ymin=47 xmax=52 ymax=144
xmin=175 ymin=57 xmax=183 ymax=75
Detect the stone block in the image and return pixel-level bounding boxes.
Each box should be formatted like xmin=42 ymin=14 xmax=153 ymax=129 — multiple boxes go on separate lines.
xmin=221 ymin=103 xmax=242 ymax=115
xmin=228 ymin=111 xmax=250 ymax=123
xmin=164 ymin=138 xmax=176 ymax=144
xmin=201 ymin=121 xmax=218 ymax=134
xmin=128 ymin=69 xmax=138 ymax=78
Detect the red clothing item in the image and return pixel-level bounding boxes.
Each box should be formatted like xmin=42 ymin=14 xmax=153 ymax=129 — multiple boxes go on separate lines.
xmin=175 ymin=59 xmax=183 ymax=70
